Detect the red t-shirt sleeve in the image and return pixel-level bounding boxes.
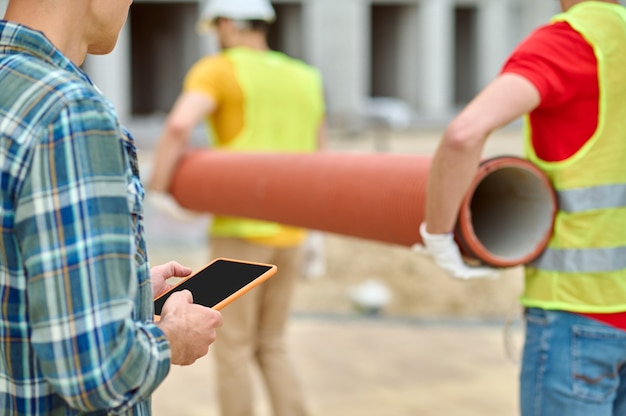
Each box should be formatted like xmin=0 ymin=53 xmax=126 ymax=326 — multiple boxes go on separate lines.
xmin=501 ymin=22 xmax=599 ymax=161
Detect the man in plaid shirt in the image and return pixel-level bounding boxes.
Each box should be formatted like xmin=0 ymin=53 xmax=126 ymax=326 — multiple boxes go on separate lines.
xmin=0 ymin=1 xmax=223 ymax=414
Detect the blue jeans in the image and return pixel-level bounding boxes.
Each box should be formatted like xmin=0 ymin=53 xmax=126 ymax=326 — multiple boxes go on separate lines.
xmin=521 ymin=308 xmax=626 ymax=416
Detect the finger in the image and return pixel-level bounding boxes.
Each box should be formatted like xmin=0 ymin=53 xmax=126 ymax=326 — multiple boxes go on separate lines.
xmin=170 ymin=289 xmax=194 ymax=304
xmin=456 ymin=267 xmax=500 ymax=280
xmin=411 ymin=243 xmax=428 ymax=254
xmin=212 ymin=310 xmax=224 ymax=327
xmin=166 ymin=261 xmax=193 ymax=278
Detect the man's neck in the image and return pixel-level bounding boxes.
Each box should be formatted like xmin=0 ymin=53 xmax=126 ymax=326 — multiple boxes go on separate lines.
xmin=4 ymin=0 xmax=88 ymax=65
xmin=225 ymin=32 xmax=268 ymax=51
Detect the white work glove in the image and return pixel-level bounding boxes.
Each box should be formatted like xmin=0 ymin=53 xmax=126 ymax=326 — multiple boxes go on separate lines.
xmin=144 ymin=191 xmax=203 ymax=222
xmin=301 ymin=231 xmax=327 ymax=280
xmin=415 ymin=222 xmax=499 ymax=280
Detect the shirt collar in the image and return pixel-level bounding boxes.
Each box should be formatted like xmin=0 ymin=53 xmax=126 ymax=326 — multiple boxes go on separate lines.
xmin=0 ymin=20 xmax=92 ymax=85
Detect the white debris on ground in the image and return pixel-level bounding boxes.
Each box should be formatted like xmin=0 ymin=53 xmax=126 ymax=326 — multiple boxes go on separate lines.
xmin=348 ymin=278 xmax=393 ymax=315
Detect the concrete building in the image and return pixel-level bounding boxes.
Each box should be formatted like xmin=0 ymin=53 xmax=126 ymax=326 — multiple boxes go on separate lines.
xmin=0 ymin=0 xmax=562 ymax=128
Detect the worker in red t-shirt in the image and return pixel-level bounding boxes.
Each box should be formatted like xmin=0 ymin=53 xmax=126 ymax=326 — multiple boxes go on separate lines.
xmin=420 ymin=1 xmax=626 ymax=414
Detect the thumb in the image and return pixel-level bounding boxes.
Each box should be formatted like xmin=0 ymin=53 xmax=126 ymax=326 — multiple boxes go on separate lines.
xmin=169 ymin=289 xmax=194 ymax=305
xmin=165 ymin=261 xmax=193 ymax=278
xmin=411 ymin=243 xmax=427 ymax=254
xmin=453 ymin=265 xmax=500 ymax=280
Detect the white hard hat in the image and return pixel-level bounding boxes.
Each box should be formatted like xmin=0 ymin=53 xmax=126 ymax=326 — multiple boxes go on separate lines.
xmin=199 ymin=0 xmax=276 ymax=27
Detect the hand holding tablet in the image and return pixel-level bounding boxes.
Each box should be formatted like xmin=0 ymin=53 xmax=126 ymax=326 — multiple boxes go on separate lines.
xmin=154 ymin=258 xmax=277 ymax=316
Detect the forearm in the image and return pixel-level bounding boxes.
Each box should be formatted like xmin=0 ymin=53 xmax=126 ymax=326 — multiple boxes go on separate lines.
xmin=102 ymin=322 xmax=171 ymax=412
xmin=425 ymin=73 xmax=541 ymax=234
xmin=425 ymin=121 xmax=485 ymax=234
xmin=23 ymin=192 xmax=172 ymax=411
xmin=31 ymin=319 xmax=170 ymax=412
xmin=149 ymin=92 xmax=216 ymax=192
xmin=26 ymin=222 xmax=171 ymax=411
xmin=148 ymin=124 xmax=191 ymax=192
xmin=22 ymin=104 xmax=171 ymax=411
xmin=316 ymin=117 xmax=328 ymax=151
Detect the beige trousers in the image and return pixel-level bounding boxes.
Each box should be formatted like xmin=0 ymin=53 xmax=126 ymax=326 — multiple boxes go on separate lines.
xmin=210 ymin=237 xmax=310 ymax=416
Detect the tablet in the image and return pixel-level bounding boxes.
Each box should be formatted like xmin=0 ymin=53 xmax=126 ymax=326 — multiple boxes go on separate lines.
xmin=154 ymin=257 xmax=277 ymax=315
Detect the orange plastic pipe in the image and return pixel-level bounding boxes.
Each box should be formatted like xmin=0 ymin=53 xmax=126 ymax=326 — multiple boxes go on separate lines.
xmin=170 ymin=151 xmax=556 ymax=267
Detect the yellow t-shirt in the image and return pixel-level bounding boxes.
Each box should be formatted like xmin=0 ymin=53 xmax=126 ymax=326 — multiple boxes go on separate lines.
xmin=183 ymin=54 xmax=244 ymax=146
xmin=183 ymin=49 xmax=323 ymax=247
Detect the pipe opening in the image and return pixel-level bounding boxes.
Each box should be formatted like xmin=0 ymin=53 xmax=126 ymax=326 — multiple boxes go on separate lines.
xmin=469 ymin=165 xmax=555 ymax=262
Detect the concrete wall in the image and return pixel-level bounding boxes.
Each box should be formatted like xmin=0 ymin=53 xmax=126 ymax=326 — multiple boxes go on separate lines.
xmin=306 ymin=0 xmax=370 ymax=125
xmin=0 ymin=0 xmax=563 ymax=127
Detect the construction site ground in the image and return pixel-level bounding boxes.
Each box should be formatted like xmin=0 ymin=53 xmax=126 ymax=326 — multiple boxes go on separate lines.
xmin=136 ymin=122 xmax=527 ymax=416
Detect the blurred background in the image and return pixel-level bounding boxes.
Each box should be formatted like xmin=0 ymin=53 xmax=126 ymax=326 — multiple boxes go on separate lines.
xmin=0 ymin=0 xmax=583 ymax=414
xmin=0 ymin=0 xmax=562 ymax=129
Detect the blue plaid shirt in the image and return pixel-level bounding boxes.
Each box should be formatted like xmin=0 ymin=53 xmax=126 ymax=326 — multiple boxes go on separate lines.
xmin=0 ymin=22 xmax=170 ymax=415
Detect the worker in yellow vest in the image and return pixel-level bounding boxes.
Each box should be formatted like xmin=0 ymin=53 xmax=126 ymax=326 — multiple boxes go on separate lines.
xmin=420 ymin=1 xmax=626 ymax=414
xmin=148 ymin=1 xmax=325 ymax=415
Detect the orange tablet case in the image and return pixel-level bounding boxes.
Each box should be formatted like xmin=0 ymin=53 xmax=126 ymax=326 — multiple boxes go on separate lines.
xmin=153 ymin=257 xmax=277 ymax=319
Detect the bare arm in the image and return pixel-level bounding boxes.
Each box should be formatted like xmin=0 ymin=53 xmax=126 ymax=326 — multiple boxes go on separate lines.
xmin=148 ymin=91 xmax=216 ymax=192
xmin=425 ymin=73 xmax=541 ymax=235
xmin=316 ymin=116 xmax=328 ymax=151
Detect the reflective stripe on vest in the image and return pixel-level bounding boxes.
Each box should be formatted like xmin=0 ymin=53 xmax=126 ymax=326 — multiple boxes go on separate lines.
xmin=532 ymin=246 xmax=626 ymax=273
xmin=534 ymin=183 xmax=626 ymax=272
xmin=558 ymin=184 xmax=626 ymax=212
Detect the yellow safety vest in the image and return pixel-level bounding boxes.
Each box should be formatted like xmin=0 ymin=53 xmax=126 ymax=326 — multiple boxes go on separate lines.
xmin=521 ymin=2 xmax=626 ymax=312
xmin=210 ymin=47 xmax=324 ymax=243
